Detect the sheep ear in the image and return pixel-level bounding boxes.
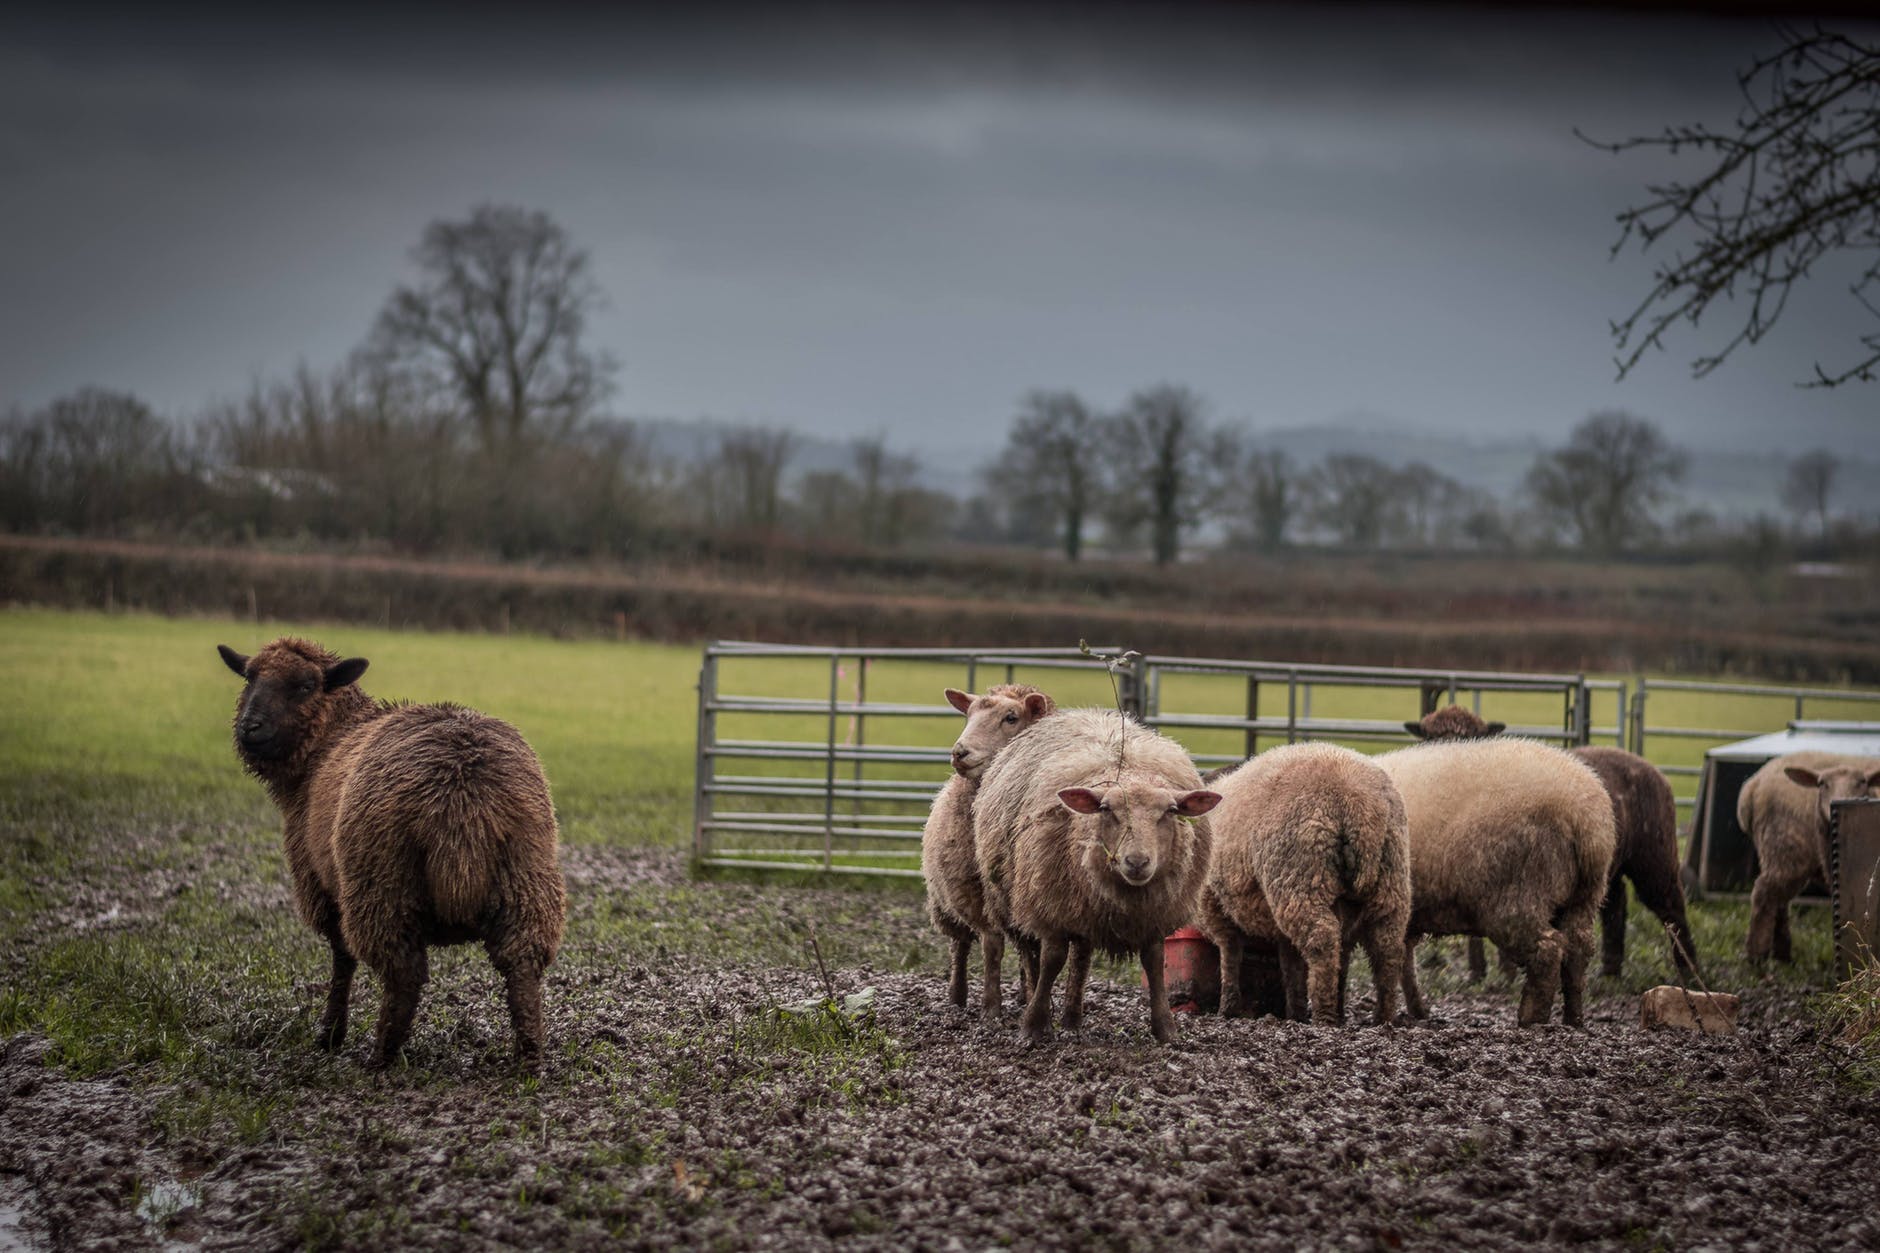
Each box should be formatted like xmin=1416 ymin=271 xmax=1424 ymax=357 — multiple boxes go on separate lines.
xmin=1175 ymin=790 xmax=1222 ymax=817
xmin=1403 ymin=721 xmax=1427 ymax=739
xmin=1058 ymin=788 xmax=1104 ymax=814
xmin=218 ymin=645 xmax=250 ymax=678
xmin=1023 ymin=692 xmax=1052 ymax=720
xmin=324 ymin=657 xmax=369 ymax=691
xmin=1784 ymin=767 xmax=1821 ymax=789
xmin=1484 ymin=721 xmax=1507 ymax=736
xmin=1866 ymin=768 xmax=1880 ymax=789
xmin=944 ymin=688 xmax=974 ymax=715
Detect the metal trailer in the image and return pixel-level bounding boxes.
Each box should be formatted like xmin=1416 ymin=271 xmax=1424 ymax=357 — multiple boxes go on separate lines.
xmin=691 ymin=641 xmax=1622 ymax=878
xmin=1683 ymin=722 xmax=1880 ymax=898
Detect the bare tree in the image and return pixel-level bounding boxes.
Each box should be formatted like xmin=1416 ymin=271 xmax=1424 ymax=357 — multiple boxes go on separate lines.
xmin=1308 ymin=453 xmax=1399 ymax=548
xmin=1105 ymin=384 xmax=1224 ymax=565
xmin=708 ymin=426 xmax=795 ymax=532
xmin=1244 ymin=448 xmax=1299 ymax=551
xmin=1781 ymin=449 xmax=1837 ymax=540
xmin=984 ymin=390 xmax=1100 ymax=560
xmin=1587 ymin=29 xmax=1880 ymax=386
xmin=1525 ymin=411 xmax=1688 ymax=554
xmin=368 ymin=205 xmax=613 ymax=451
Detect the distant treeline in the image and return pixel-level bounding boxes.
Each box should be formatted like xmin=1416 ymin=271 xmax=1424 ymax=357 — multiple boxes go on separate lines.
xmin=1 ymin=204 xmax=1869 ymax=568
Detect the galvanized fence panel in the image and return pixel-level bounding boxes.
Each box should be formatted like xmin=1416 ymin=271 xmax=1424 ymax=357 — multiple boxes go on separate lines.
xmin=692 ymin=642 xmax=1622 ymax=878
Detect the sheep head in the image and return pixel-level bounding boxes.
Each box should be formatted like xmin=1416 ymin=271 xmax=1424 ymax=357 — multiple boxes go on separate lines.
xmin=1783 ymin=763 xmax=1880 ymax=834
xmin=1404 ymin=705 xmax=1506 ymax=741
xmin=1058 ymin=781 xmax=1219 ymax=889
xmin=219 ymin=637 xmax=369 ymax=778
xmin=945 ymin=683 xmax=1054 ymax=780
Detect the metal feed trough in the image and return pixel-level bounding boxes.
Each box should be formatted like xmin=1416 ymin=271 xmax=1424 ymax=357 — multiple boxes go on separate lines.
xmin=691 ymin=642 xmax=1621 ymax=878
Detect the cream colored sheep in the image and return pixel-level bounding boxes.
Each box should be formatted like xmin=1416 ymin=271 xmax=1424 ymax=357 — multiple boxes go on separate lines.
xmin=974 ymin=709 xmax=1218 ymax=1045
xmin=1195 ymin=743 xmax=1411 ymax=1025
xmin=1738 ymin=750 xmax=1880 ymax=963
xmin=1375 ymin=738 xmax=1615 ymax=1027
xmin=921 ymin=683 xmax=1055 ymax=1019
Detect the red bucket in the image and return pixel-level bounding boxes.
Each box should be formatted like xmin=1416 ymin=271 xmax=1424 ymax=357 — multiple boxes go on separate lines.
xmin=1156 ymin=926 xmax=1219 ymax=1014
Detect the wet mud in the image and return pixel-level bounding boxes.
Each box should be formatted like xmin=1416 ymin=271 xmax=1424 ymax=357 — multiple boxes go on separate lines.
xmin=4 ymin=860 xmax=1879 ymax=1250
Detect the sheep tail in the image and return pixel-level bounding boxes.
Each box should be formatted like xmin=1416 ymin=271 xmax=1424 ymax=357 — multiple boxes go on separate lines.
xmin=424 ymin=802 xmax=503 ymax=928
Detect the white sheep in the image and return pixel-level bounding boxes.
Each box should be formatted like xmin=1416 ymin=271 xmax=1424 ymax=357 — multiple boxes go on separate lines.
xmin=974 ymin=708 xmax=1219 ymax=1044
xmin=1196 ymin=743 xmax=1411 ymax=1025
xmin=1374 ymin=737 xmax=1615 ymax=1027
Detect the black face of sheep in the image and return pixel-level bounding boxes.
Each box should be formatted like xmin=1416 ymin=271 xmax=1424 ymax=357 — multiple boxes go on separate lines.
xmin=218 ymin=643 xmax=368 ymax=766
xmin=1058 ymin=784 xmax=1221 ymax=888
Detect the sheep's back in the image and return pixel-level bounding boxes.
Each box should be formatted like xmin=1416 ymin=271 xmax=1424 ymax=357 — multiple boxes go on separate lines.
xmin=1376 ymin=738 xmax=1613 ymax=907
xmin=316 ymin=704 xmax=557 ymax=925
xmin=1211 ymin=743 xmax=1402 ymax=897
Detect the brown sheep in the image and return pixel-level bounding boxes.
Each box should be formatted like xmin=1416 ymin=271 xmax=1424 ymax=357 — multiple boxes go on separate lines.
xmin=1405 ymin=706 xmax=1698 ymax=980
xmin=1376 ymin=737 xmax=1615 ymax=1026
xmin=1196 ymin=743 xmax=1411 ymax=1025
xmin=1739 ymin=751 xmax=1880 ymax=963
xmin=218 ymin=637 xmax=565 ymax=1069
xmin=921 ymin=683 xmax=1055 ymax=1020
xmin=974 ymin=709 xmax=1218 ymax=1045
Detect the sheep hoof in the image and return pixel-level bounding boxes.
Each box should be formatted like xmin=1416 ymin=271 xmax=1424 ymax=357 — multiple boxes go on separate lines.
xmin=1019 ymin=1027 xmax=1051 ymax=1048
xmin=314 ymin=1023 xmax=346 ymax=1051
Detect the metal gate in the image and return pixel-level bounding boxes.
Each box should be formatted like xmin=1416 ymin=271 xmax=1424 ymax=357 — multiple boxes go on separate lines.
xmin=691 ymin=642 xmax=1620 ymax=878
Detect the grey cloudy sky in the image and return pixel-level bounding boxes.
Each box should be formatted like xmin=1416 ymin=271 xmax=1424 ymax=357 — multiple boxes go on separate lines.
xmin=2 ymin=2 xmax=1874 ymax=467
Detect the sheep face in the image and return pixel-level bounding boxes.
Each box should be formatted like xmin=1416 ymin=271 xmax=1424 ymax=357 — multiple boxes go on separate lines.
xmin=219 ymin=640 xmax=369 ymax=768
xmin=945 ymin=684 xmax=1053 ymax=780
xmin=1057 ymin=783 xmax=1219 ymax=889
xmin=1404 ymin=705 xmax=1505 ymax=741
xmin=1783 ymin=763 xmax=1880 ymax=835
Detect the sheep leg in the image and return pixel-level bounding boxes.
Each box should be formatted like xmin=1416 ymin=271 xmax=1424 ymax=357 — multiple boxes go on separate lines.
xmin=1746 ymin=874 xmax=1793 ymax=964
xmin=1630 ymin=865 xmax=1699 ymax=978
xmin=1217 ymin=929 xmax=1248 ymax=1018
xmin=1012 ymin=931 xmax=1040 ymax=1006
xmin=1599 ymin=874 xmax=1629 ymax=978
xmin=1561 ymin=927 xmax=1593 ymax=1028
xmin=318 ymin=942 xmax=357 ymax=1052
xmin=1277 ymin=943 xmax=1309 ymax=1022
xmin=1359 ymin=920 xmax=1404 ymax=1027
xmin=1139 ymin=935 xmax=1177 ymax=1044
xmin=1496 ymin=944 xmax=1520 ymax=978
xmin=1298 ymin=917 xmax=1344 ymax=1027
xmin=1399 ymin=936 xmax=1429 ymax=1021
xmin=1773 ymin=901 xmax=1794 ymax=964
xmin=312 ymin=907 xmax=355 ymax=1051
xmin=1510 ymin=928 xmax=1564 ymax=1028
xmin=1060 ymin=940 xmax=1093 ymax=1031
xmin=1465 ymin=937 xmax=1487 ymax=983
xmin=978 ymin=930 xmax=1006 ymax=1023
xmin=946 ymin=933 xmax=973 ymax=1008
xmin=1020 ymin=936 xmax=1069 ymax=1046
xmin=366 ymin=945 xmax=428 ymax=1069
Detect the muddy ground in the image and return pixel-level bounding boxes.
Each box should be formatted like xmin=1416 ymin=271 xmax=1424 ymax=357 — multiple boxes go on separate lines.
xmin=4 ymin=847 xmax=1879 ymax=1251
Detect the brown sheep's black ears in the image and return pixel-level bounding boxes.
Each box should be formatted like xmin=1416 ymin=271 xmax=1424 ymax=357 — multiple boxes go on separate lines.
xmin=944 ymin=688 xmax=974 ymax=715
xmin=1484 ymin=721 xmax=1507 ymax=736
xmin=218 ymin=645 xmax=250 ymax=678
xmin=1402 ymin=721 xmax=1428 ymax=739
xmin=324 ymin=657 xmax=369 ymax=692
xmin=1784 ymin=767 xmax=1822 ymax=789
xmin=1023 ymin=692 xmax=1053 ymax=720
xmin=1175 ymin=790 xmax=1222 ymax=817
xmin=1867 ymin=768 xmax=1880 ymax=789
xmin=1058 ymin=788 xmax=1103 ymax=814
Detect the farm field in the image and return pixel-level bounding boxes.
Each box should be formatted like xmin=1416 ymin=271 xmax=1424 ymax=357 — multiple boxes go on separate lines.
xmin=3 ymin=607 xmax=1879 ymax=1249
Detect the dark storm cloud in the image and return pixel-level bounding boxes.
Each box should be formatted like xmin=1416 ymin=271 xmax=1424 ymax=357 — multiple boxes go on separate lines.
xmin=2 ymin=2 xmax=1875 ymax=465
